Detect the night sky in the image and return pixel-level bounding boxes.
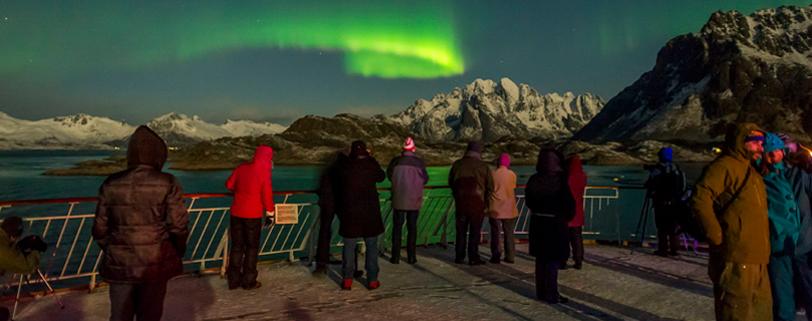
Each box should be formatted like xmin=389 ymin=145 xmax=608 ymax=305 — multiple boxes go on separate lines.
xmin=0 ymin=0 xmax=808 ymax=124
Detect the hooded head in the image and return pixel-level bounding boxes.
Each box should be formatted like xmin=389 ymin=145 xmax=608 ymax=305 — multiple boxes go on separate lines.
xmin=403 ymin=137 xmax=416 ymax=153
xmin=350 ymin=140 xmax=369 ymax=159
xmin=498 ymin=153 xmax=511 ymax=168
xmin=658 ymin=147 xmax=673 ymax=163
xmin=536 ymin=147 xmax=564 ymax=174
xmin=127 ymin=126 xmax=168 ymax=169
xmin=1 ymin=216 xmax=24 ymax=240
xmin=724 ymin=122 xmax=765 ymax=161
xmin=466 ymin=141 xmax=483 ymax=153
xmin=252 ymin=145 xmax=273 ymax=168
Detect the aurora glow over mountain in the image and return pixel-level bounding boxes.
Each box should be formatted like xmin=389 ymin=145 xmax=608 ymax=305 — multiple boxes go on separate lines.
xmin=0 ymin=0 xmax=808 ymax=124
xmin=0 ymin=1 xmax=463 ymax=79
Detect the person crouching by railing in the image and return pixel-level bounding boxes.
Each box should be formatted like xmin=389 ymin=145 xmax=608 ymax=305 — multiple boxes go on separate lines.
xmin=563 ymin=153 xmax=587 ymax=270
xmin=386 ymin=137 xmax=429 ymax=265
xmin=92 ymin=126 xmax=189 ymax=321
xmin=525 ymin=147 xmax=575 ymax=304
xmin=225 ymin=145 xmax=275 ymax=290
xmin=487 ymin=153 xmax=518 ymax=264
xmin=334 ymin=140 xmax=386 ymax=290
xmin=449 ymin=141 xmax=494 ymax=265
xmin=1 ymin=216 xmax=48 ymax=321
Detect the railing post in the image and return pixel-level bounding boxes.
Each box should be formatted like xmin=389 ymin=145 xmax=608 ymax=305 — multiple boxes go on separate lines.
xmin=220 ymin=233 xmax=229 ymax=278
xmin=90 ymin=273 xmax=97 ymax=292
xmin=307 ymin=207 xmax=321 ymax=266
xmin=441 ymin=200 xmax=453 ymax=248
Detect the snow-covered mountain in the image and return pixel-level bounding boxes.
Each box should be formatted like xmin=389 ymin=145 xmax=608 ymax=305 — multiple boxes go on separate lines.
xmin=576 ymin=5 xmax=812 ymax=143
xmin=146 ymin=113 xmax=287 ymax=146
xmin=391 ymin=77 xmax=605 ymax=141
xmin=0 ymin=112 xmax=288 ymax=149
xmin=221 ymin=119 xmax=287 ymax=137
xmin=0 ymin=112 xmax=135 ymax=149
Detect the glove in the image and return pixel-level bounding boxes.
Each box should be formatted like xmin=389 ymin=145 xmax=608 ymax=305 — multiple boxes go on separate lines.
xmin=16 ymin=235 xmax=48 ymax=255
xmin=264 ymin=211 xmax=275 ymax=227
xmin=169 ymin=234 xmax=187 ymax=256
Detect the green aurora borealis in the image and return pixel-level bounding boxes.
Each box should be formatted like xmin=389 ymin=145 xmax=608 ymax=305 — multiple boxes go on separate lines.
xmin=1 ymin=1 xmax=810 ymax=123
xmin=1 ymin=1 xmax=463 ymax=79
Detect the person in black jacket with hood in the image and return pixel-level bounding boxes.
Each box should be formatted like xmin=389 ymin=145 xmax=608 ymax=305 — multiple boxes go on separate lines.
xmin=92 ymin=126 xmax=189 ymax=321
xmin=525 ymin=147 xmax=575 ymax=304
xmin=333 ymin=140 xmax=386 ymax=290
xmin=314 ymin=151 xmax=347 ymax=274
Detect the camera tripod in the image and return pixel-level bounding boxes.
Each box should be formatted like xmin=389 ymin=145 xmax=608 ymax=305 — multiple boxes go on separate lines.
xmin=631 ymin=190 xmax=653 ymax=253
xmin=11 ymin=268 xmax=64 ymax=320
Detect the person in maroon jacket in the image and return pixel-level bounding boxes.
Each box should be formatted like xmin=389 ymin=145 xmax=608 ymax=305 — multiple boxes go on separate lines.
xmin=225 ymin=145 xmax=275 ymax=290
xmin=563 ymin=154 xmax=587 ymax=270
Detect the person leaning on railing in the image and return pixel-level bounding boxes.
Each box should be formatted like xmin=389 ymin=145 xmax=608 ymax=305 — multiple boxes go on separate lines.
xmin=333 ymin=140 xmax=386 ymax=290
xmin=386 ymin=137 xmax=429 ymax=265
xmin=225 ymin=145 xmax=275 ymax=291
xmin=448 ymin=141 xmax=494 ymax=266
xmin=487 ymin=153 xmax=518 ymax=264
xmin=563 ymin=153 xmax=587 ymax=270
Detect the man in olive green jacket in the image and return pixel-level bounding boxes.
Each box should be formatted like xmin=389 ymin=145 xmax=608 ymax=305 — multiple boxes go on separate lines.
xmin=0 ymin=217 xmax=40 ymax=274
xmin=691 ymin=123 xmax=771 ymax=321
xmin=1 ymin=217 xmax=42 ymax=321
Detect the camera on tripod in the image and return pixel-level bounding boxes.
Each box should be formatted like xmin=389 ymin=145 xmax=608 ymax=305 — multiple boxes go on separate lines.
xmin=15 ymin=235 xmax=48 ymax=255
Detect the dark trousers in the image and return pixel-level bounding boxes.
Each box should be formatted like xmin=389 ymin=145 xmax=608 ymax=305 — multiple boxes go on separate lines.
xmin=227 ymin=216 xmax=262 ymax=288
xmin=535 ymin=259 xmax=561 ymax=303
xmin=316 ymin=210 xmax=335 ymax=266
xmin=564 ymin=227 xmax=584 ymax=266
xmin=654 ymin=205 xmax=680 ymax=253
xmin=488 ymin=217 xmax=517 ymax=261
xmin=455 ymin=213 xmax=484 ymax=262
xmin=109 ymin=281 xmax=168 ymax=321
xmin=794 ymin=253 xmax=812 ymax=321
xmin=392 ymin=210 xmax=419 ymax=261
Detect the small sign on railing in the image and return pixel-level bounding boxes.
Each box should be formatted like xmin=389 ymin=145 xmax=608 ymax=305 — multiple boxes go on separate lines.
xmin=274 ymin=204 xmax=299 ymax=225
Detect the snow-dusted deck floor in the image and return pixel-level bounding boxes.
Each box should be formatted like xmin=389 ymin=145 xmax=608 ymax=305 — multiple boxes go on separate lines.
xmin=12 ymin=244 xmax=717 ymax=321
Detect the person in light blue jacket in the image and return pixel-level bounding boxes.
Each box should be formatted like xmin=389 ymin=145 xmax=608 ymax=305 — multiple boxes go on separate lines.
xmin=760 ymin=132 xmax=801 ymax=321
xmin=779 ymin=133 xmax=812 ymax=321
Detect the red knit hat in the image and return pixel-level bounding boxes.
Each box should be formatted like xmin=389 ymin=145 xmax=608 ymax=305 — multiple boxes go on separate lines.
xmin=403 ymin=137 xmax=416 ymax=152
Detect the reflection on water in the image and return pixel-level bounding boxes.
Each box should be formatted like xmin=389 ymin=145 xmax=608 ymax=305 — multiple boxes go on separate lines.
xmin=0 ymin=150 xmax=707 ymax=201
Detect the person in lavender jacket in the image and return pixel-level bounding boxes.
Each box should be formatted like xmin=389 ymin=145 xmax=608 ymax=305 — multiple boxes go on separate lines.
xmin=386 ymin=137 xmax=429 ymax=264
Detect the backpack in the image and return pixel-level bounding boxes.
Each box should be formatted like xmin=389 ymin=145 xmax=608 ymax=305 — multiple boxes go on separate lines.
xmin=675 ymin=188 xmax=704 ymax=241
xmin=676 ymin=167 xmax=753 ymax=242
xmin=650 ymin=164 xmax=686 ymax=205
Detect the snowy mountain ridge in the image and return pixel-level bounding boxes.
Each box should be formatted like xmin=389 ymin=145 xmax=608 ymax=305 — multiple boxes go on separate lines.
xmin=576 ymin=5 xmax=812 ymax=143
xmin=0 ymin=112 xmax=288 ymax=149
xmin=390 ymin=77 xmax=605 ymax=141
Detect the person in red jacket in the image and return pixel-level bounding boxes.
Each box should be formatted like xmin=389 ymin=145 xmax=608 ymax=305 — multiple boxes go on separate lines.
xmin=225 ymin=145 xmax=275 ymax=290
xmin=563 ymin=154 xmax=587 ymax=270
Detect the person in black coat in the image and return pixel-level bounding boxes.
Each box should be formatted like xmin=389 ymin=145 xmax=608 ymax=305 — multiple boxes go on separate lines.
xmin=314 ymin=151 xmax=347 ymax=274
xmin=333 ymin=140 xmax=386 ymax=290
xmin=525 ymin=147 xmax=575 ymax=304
xmin=92 ymin=126 xmax=189 ymax=321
